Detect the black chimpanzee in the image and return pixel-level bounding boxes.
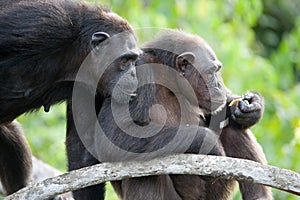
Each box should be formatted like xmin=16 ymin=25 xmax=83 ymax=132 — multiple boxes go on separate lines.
xmin=66 ymin=30 xmax=272 ymax=199
xmin=0 ymin=0 xmax=140 ymax=197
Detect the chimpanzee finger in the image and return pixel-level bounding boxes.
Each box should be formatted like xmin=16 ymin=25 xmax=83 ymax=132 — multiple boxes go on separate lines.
xmin=242 ymin=92 xmax=255 ymax=102
xmin=231 ymin=104 xmax=262 ymax=127
xmin=238 ymin=100 xmax=261 ymax=113
xmin=242 ymin=92 xmax=263 ymax=104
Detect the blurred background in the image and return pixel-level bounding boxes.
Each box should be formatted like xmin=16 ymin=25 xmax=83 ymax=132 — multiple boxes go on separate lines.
xmin=17 ymin=0 xmax=300 ymax=199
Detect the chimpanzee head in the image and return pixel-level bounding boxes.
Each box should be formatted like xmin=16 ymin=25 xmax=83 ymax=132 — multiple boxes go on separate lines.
xmin=140 ymin=30 xmax=227 ymax=114
xmin=76 ymin=30 xmax=141 ymax=104
xmin=173 ymin=38 xmax=227 ymax=114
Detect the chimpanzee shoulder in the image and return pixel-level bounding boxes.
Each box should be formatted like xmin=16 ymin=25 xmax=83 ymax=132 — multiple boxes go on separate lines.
xmin=0 ymin=0 xmax=133 ymax=122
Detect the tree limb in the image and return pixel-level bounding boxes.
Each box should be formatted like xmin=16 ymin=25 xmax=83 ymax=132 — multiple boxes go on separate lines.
xmin=5 ymin=154 xmax=300 ymax=200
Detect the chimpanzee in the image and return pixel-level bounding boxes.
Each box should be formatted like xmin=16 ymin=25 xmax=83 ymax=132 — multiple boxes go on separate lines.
xmin=66 ymin=30 xmax=272 ymax=199
xmin=106 ymin=30 xmax=272 ymax=200
xmin=0 ymin=0 xmax=140 ymax=196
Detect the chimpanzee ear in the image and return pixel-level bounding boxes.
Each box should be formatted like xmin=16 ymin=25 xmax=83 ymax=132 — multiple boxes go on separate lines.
xmin=175 ymin=52 xmax=195 ymax=75
xmin=178 ymin=52 xmax=195 ymax=64
xmin=91 ymin=32 xmax=110 ymax=49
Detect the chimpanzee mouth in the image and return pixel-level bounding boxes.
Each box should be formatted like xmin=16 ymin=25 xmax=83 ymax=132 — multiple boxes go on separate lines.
xmin=198 ymin=102 xmax=226 ymax=127
xmin=199 ymin=99 xmax=226 ymax=115
xmin=117 ymin=86 xmax=137 ymax=97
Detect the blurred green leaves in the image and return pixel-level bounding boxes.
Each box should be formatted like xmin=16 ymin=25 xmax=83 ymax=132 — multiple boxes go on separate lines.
xmin=17 ymin=103 xmax=67 ymax=172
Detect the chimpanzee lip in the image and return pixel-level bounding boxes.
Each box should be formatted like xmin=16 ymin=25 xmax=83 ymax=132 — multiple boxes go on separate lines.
xmin=199 ymin=99 xmax=226 ymax=115
xmin=116 ymin=86 xmax=137 ymax=97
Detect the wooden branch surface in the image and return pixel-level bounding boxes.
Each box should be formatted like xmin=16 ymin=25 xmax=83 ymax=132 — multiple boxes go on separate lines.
xmin=5 ymin=154 xmax=300 ymax=200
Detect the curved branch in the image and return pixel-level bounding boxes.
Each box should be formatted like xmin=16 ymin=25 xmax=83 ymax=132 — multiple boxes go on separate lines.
xmin=5 ymin=154 xmax=300 ymax=200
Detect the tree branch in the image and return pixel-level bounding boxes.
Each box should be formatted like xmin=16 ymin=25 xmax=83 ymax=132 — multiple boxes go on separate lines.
xmin=5 ymin=154 xmax=300 ymax=200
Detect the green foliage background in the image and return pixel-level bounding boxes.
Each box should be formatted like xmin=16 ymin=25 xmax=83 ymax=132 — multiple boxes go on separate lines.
xmin=17 ymin=0 xmax=300 ymax=199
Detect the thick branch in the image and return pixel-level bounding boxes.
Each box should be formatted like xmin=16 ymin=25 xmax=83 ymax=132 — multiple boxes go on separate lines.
xmin=5 ymin=154 xmax=300 ymax=200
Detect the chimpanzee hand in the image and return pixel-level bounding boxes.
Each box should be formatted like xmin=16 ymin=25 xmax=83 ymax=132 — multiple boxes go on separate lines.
xmin=229 ymin=92 xmax=264 ymax=128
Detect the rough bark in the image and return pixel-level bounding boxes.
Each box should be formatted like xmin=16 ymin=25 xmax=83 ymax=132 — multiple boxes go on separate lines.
xmin=4 ymin=154 xmax=300 ymax=200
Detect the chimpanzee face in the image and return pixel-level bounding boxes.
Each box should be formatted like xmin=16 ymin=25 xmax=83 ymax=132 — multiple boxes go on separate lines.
xmin=91 ymin=31 xmax=141 ymax=104
xmin=174 ymin=43 xmax=227 ymax=114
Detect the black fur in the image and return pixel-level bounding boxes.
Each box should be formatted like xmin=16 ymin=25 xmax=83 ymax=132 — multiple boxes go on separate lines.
xmin=0 ymin=0 xmax=132 ymax=123
xmin=0 ymin=0 xmax=136 ymax=196
xmin=0 ymin=121 xmax=31 ymax=195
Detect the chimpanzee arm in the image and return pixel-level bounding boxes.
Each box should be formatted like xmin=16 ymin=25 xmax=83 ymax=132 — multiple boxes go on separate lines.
xmin=66 ymin=89 xmax=105 ymax=200
xmin=220 ymin=92 xmax=273 ymax=200
xmin=95 ymin=97 xmax=225 ymax=163
xmin=0 ymin=121 xmax=32 ymax=195
xmin=220 ymin=127 xmax=273 ymax=199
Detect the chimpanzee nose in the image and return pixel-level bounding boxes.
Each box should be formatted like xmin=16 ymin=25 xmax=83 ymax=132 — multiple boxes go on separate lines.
xmin=213 ymin=60 xmax=222 ymax=72
xmin=130 ymin=66 xmax=136 ymax=77
xmin=135 ymin=57 xmax=142 ymax=66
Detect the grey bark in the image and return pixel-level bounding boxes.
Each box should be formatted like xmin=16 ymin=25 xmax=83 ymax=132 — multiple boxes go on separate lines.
xmin=4 ymin=154 xmax=300 ymax=200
